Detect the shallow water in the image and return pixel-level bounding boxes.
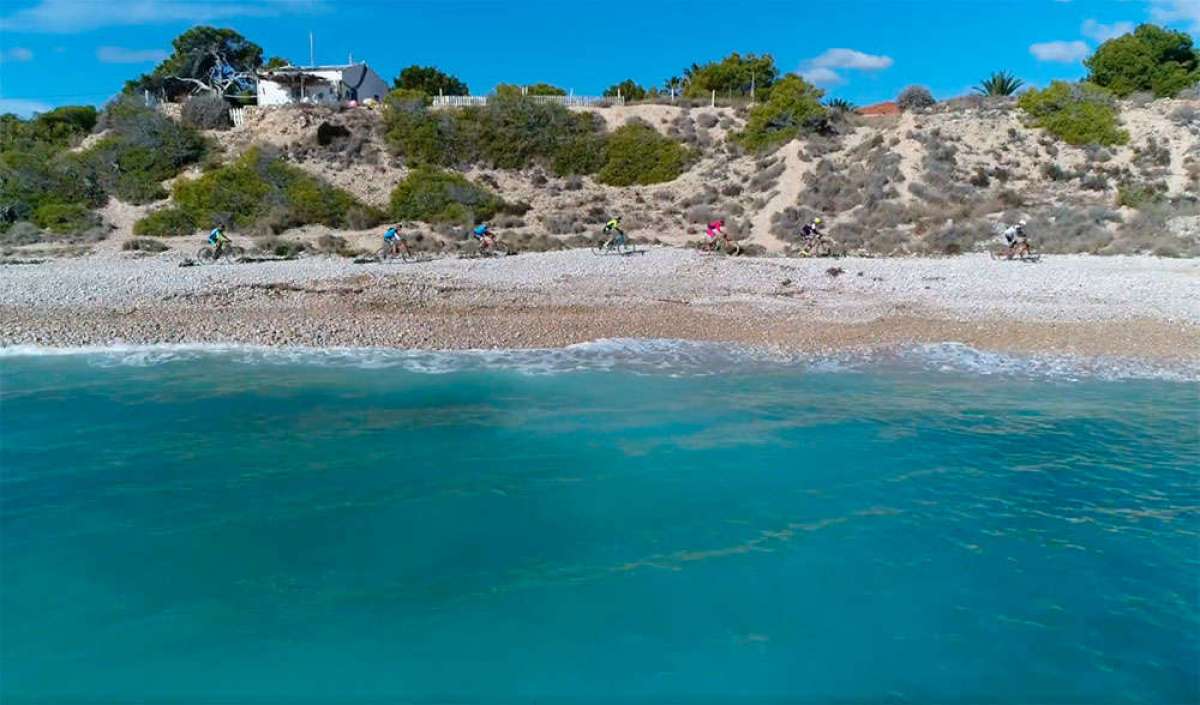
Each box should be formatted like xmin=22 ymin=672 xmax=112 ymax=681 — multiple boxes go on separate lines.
xmin=1 ymin=343 xmax=1197 ymax=703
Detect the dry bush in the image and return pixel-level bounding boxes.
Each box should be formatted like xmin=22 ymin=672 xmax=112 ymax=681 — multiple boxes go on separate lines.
xmin=1108 ymin=201 xmax=1200 ymax=256
xmin=696 ymin=113 xmax=719 ymax=129
xmin=1170 ymin=104 xmax=1198 ymax=128
xmin=1133 ymin=137 xmax=1172 ymax=175
xmin=918 ymin=220 xmax=995 ymax=255
xmin=180 ymin=94 xmax=232 ymax=131
xmin=748 ymin=160 xmax=786 ymax=192
xmin=1029 ymin=206 xmax=1122 ymax=254
xmin=541 ymin=212 xmax=586 ymax=234
xmin=122 ymin=237 xmax=169 ymax=253
xmin=253 ymin=236 xmax=308 ymax=258
xmin=0 ymin=222 xmax=43 ymax=246
xmin=314 ymin=234 xmax=361 ymax=257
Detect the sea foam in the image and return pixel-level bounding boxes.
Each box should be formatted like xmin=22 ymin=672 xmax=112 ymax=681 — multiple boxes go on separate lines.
xmin=0 ymin=339 xmax=1195 ymax=382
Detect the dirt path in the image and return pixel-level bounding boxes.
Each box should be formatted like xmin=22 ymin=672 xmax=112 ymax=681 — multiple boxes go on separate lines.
xmin=893 ymin=112 xmax=923 ymax=202
xmin=748 ymin=143 xmax=811 ymax=253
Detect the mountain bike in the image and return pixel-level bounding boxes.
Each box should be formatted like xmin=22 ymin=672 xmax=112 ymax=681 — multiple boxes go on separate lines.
xmin=701 ymin=235 xmax=741 ymax=256
xmin=796 ymin=234 xmax=840 ymax=257
xmin=196 ymin=244 xmax=245 ymax=263
xmin=991 ymin=242 xmax=1039 ymax=262
xmin=376 ymin=241 xmax=414 ymax=263
xmin=592 ymin=232 xmax=637 ymax=256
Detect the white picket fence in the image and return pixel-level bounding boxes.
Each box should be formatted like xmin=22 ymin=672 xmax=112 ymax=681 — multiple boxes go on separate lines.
xmin=431 ymin=94 xmax=624 ymax=108
xmin=229 ymin=107 xmax=247 ymax=127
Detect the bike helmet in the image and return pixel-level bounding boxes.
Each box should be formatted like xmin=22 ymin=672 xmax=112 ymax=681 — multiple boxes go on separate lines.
xmin=1018 ymin=219 xmax=1027 ymax=226
xmin=813 ymin=217 xmax=823 ymax=225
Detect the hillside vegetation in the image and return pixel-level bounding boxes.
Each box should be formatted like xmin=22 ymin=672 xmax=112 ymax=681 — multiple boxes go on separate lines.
xmin=3 ymin=23 xmax=1198 ymax=258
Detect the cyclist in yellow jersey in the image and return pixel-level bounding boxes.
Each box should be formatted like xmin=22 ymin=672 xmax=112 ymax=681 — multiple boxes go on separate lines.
xmin=602 ymin=216 xmax=626 ymax=249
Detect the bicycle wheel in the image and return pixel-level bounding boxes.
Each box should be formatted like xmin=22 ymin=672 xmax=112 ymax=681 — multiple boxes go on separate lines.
xmin=727 ymin=241 xmax=742 ymax=256
xmin=491 ymin=242 xmax=509 ymax=256
xmin=196 ymin=246 xmax=215 ymax=262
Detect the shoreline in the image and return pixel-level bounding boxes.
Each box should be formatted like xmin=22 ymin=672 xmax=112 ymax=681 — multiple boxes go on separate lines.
xmin=1 ymin=249 xmax=1197 ymax=363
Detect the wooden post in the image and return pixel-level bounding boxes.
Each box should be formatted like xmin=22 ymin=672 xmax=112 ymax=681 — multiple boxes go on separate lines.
xmin=711 ymin=89 xmax=716 ymax=108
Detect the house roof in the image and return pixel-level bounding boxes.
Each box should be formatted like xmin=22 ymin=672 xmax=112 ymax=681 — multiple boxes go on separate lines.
xmin=857 ymin=101 xmax=900 ymax=116
xmin=259 ymin=63 xmax=373 ymax=77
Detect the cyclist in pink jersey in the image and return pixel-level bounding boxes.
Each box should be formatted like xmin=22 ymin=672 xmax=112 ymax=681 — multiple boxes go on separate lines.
xmin=706 ymin=218 xmax=726 ymax=241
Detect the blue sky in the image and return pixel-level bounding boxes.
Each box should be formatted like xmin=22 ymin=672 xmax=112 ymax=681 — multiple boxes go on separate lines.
xmin=1 ymin=0 xmax=1198 ymax=117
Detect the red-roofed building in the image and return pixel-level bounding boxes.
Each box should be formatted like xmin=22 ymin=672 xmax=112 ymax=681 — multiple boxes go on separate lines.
xmin=857 ymin=101 xmax=900 ymax=117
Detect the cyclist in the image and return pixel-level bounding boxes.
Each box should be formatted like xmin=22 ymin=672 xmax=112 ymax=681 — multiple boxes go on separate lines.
xmin=602 ymin=216 xmax=626 ymax=249
xmin=472 ymin=222 xmax=497 ymax=254
xmin=800 ymin=216 xmax=824 ymax=244
xmin=208 ymin=225 xmax=231 ymax=259
xmin=383 ymin=223 xmax=409 ymax=258
xmin=1003 ymin=219 xmax=1031 ymax=259
xmin=705 ymin=218 xmax=726 ymax=248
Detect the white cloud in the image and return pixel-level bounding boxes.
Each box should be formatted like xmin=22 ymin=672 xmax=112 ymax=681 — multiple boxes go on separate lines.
xmin=807 ymin=48 xmax=894 ymax=71
xmin=0 ymin=98 xmax=52 ymax=117
xmin=0 ymin=47 xmax=34 ymax=62
xmin=97 ymin=46 xmax=169 ymax=63
xmin=797 ymin=47 xmax=892 ymax=87
xmin=0 ymin=0 xmax=325 ymax=33
xmin=1081 ymin=19 xmax=1135 ymax=41
xmin=1029 ymin=40 xmax=1090 ymax=62
xmin=1150 ymin=0 xmax=1200 ymax=31
xmin=800 ymin=67 xmax=846 ymax=86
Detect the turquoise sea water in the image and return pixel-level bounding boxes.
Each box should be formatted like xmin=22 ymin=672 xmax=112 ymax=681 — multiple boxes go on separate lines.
xmin=1 ymin=342 xmax=1197 ymax=704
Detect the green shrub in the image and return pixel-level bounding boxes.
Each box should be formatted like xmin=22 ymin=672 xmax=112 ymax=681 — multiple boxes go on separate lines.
xmin=737 ymin=75 xmax=826 ymax=151
xmin=383 ymin=96 xmax=608 ymax=174
xmin=1018 ymin=81 xmax=1129 ymax=146
xmin=1116 ymin=181 xmax=1167 ymax=208
xmin=85 ymin=97 xmax=207 ymax=204
xmin=1085 ymin=24 xmax=1199 ymax=98
xmin=0 ymin=105 xmax=98 ymax=150
xmin=133 ymin=207 xmax=196 ymax=237
xmin=136 ymin=147 xmax=381 ymax=235
xmin=32 ymin=202 xmax=97 ymax=234
xmin=551 ymin=131 xmax=607 ymax=176
xmin=597 ymin=123 xmax=688 ymax=186
xmin=0 ymin=142 xmax=106 ymax=218
xmin=389 ymin=165 xmax=504 ymax=223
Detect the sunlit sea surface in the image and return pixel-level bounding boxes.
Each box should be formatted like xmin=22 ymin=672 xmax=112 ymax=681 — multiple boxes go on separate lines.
xmin=1 ymin=341 xmax=1196 ymax=703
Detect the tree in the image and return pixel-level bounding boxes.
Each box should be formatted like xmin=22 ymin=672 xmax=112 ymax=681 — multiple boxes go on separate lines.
xmin=603 ymin=79 xmax=647 ymax=101
xmin=974 ymin=71 xmax=1024 ymax=96
xmin=393 ymin=65 xmax=469 ymax=96
xmin=682 ymin=53 xmax=779 ymax=100
xmin=1085 ymin=24 xmax=1199 ymax=98
xmin=738 ymin=75 xmax=826 ymax=150
xmin=824 ymin=98 xmax=856 ymax=113
xmin=126 ymin=26 xmax=263 ymax=101
xmin=663 ymin=76 xmax=684 ymax=97
xmin=526 ymin=83 xmax=566 ymax=96
xmin=263 ymin=56 xmax=290 ymax=70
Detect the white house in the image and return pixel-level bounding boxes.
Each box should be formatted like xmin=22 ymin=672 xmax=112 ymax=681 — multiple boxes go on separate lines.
xmin=256 ymin=63 xmax=390 ymax=106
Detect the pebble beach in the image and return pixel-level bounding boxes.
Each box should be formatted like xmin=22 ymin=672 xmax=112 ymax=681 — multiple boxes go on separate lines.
xmin=2 ymin=248 xmax=1197 ymax=360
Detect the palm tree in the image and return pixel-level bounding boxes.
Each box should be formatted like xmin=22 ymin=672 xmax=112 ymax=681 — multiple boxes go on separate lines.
xmin=824 ymin=98 xmax=857 ymax=113
xmin=974 ymin=71 xmax=1025 ymax=96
